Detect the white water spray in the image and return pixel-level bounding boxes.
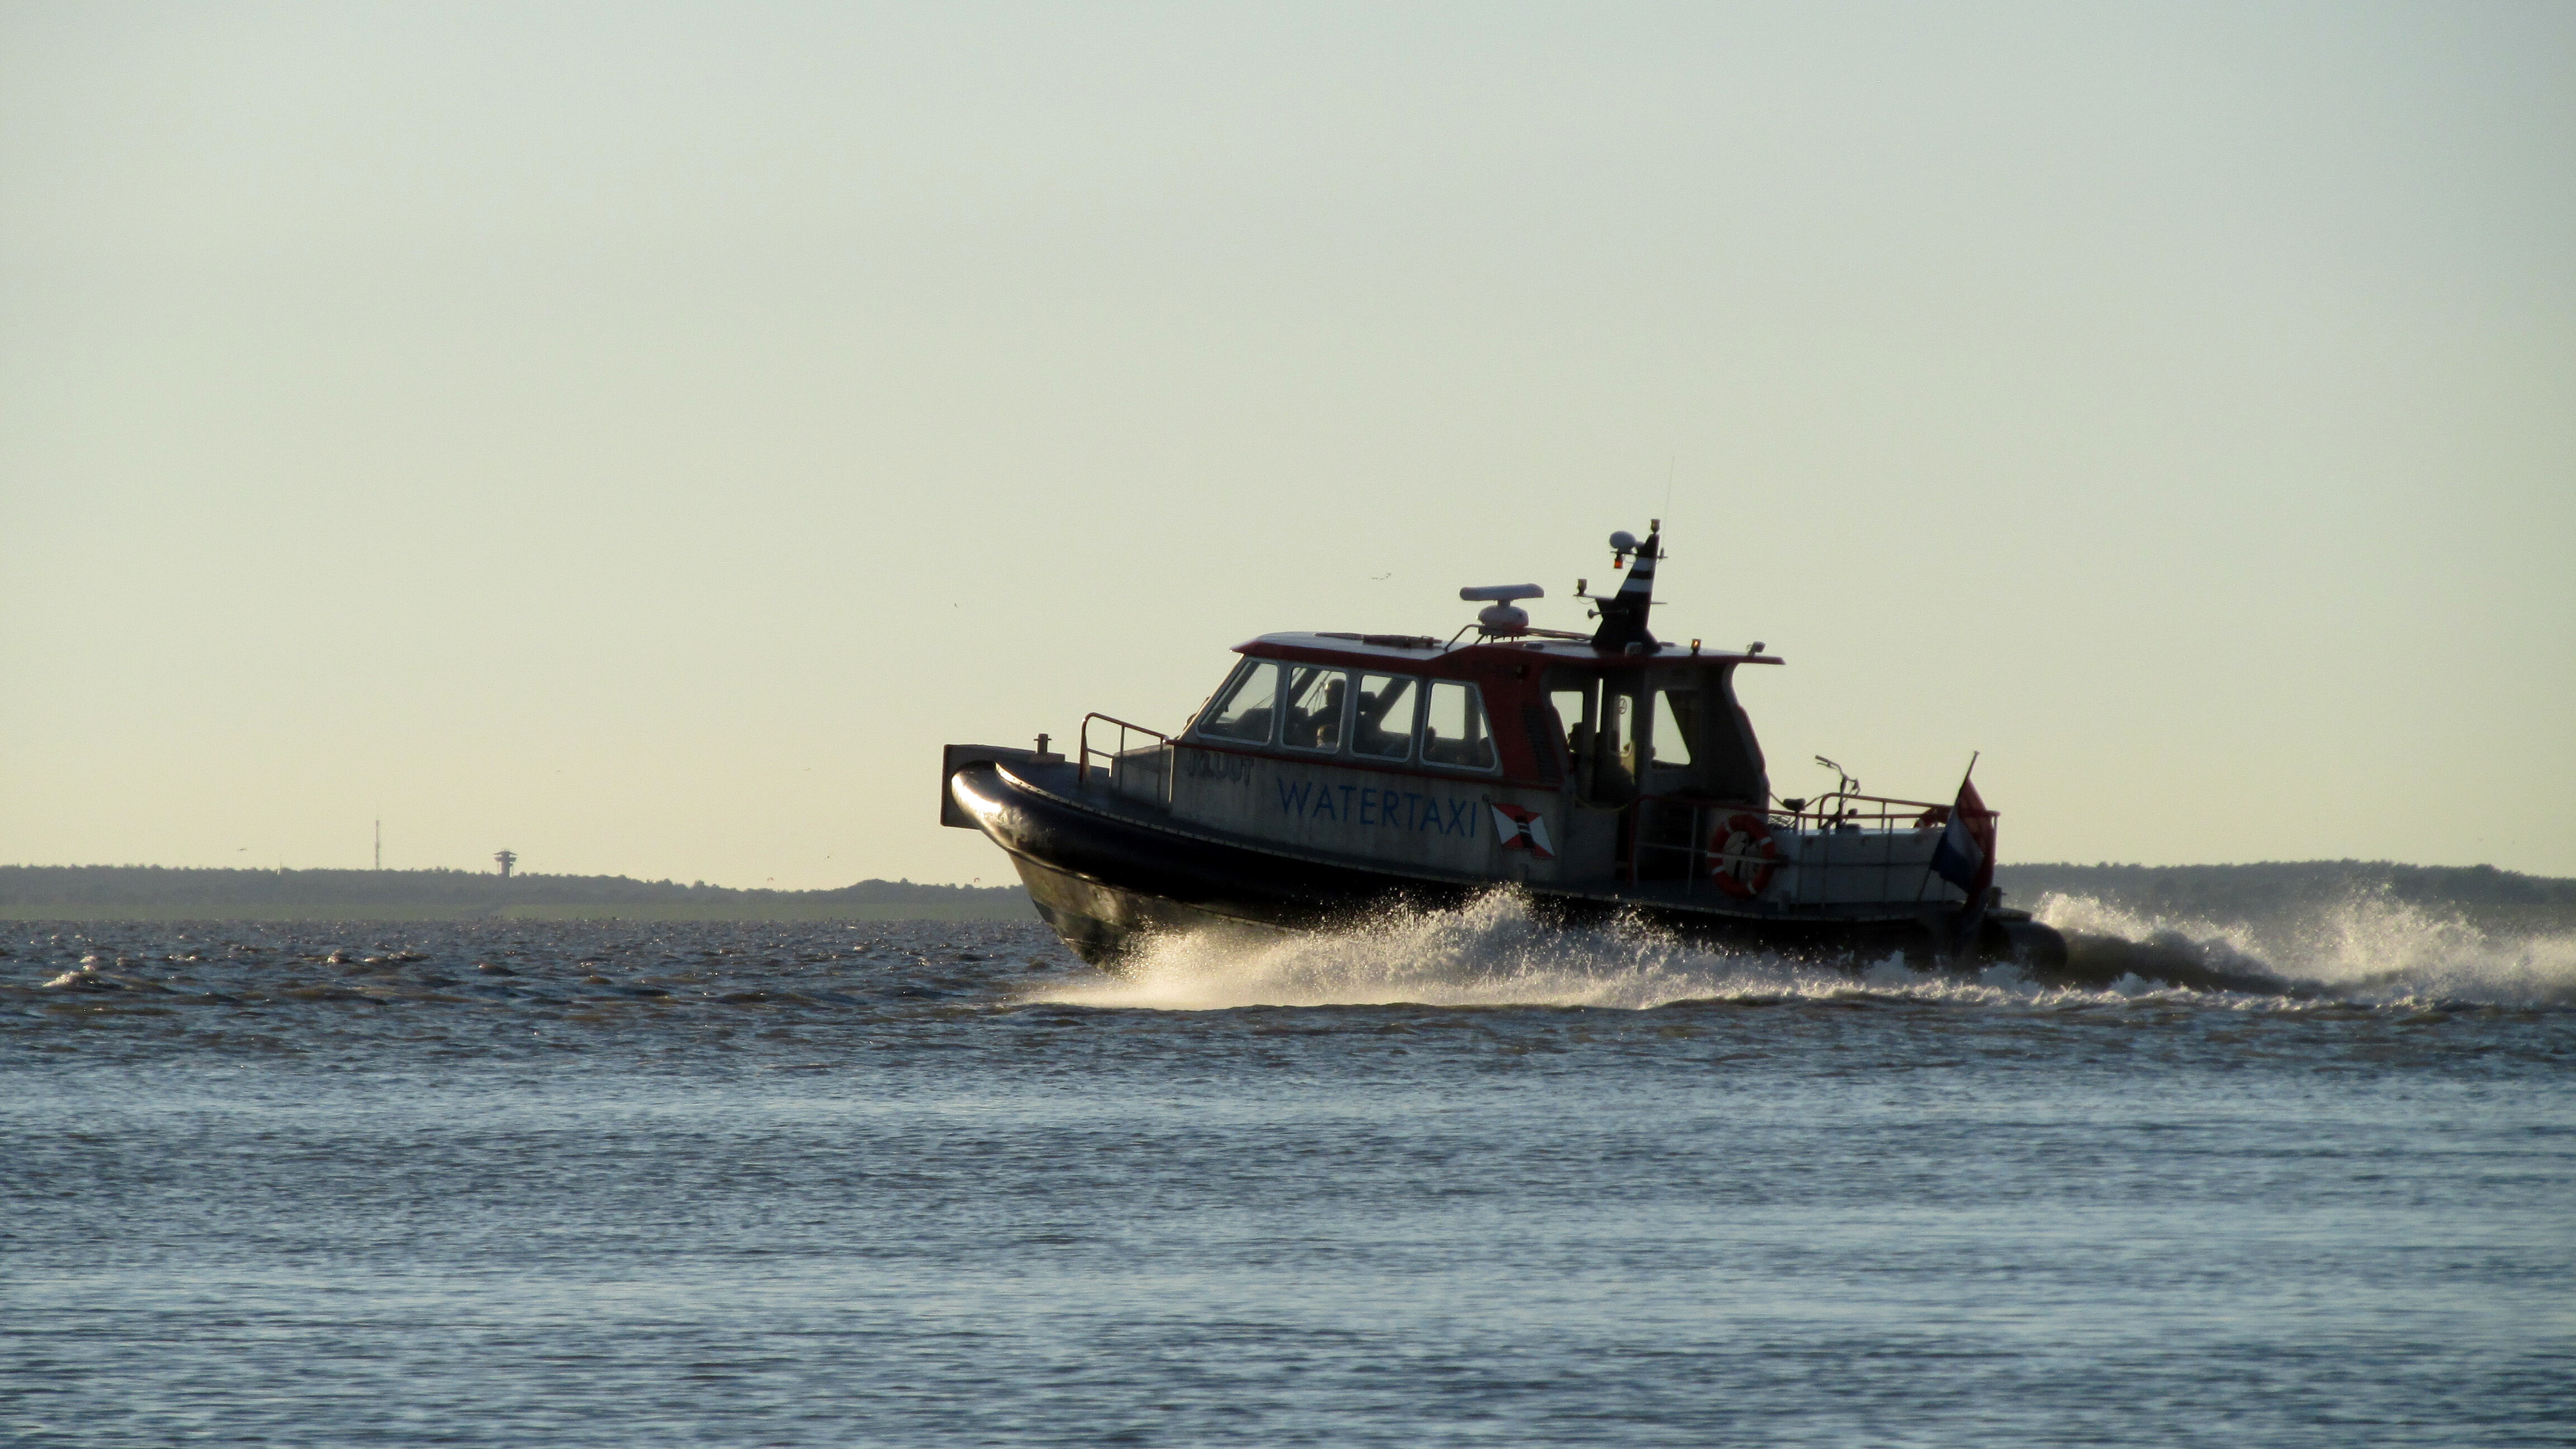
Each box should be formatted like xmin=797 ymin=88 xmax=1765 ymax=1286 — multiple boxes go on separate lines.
xmin=1028 ymin=894 xmax=2125 ymax=1012
xmin=1024 ymin=889 xmax=2576 ymax=1013
xmin=2037 ymin=891 xmax=2576 ymax=1007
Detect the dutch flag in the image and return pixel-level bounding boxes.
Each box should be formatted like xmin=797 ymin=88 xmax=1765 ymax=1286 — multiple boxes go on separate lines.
xmin=1931 ymin=776 xmax=1995 ymax=902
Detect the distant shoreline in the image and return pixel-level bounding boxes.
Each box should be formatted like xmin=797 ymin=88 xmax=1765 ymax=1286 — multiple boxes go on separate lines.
xmin=3 ymin=860 xmax=2569 ymax=926
xmin=0 ymin=865 xmax=1037 ymax=924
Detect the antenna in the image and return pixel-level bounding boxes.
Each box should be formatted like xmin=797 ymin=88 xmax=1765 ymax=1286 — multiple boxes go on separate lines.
xmin=374 ymin=819 xmax=381 ymax=872
xmin=1587 ymin=522 xmax=1663 ymax=652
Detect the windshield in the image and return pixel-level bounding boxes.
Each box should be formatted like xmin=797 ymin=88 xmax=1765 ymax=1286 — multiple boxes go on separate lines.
xmin=1196 ymin=660 xmax=1278 ymax=743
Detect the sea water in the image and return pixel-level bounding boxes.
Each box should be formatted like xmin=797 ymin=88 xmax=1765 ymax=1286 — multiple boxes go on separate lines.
xmin=4 ymin=896 xmax=2571 ymax=1446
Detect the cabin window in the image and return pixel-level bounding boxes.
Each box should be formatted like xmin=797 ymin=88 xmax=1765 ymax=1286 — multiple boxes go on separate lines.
xmin=1420 ymin=680 xmax=1497 ymax=771
xmin=1351 ymin=673 xmax=1418 ymax=760
xmin=1282 ymin=666 xmax=1347 ymax=752
xmin=1197 ymin=660 xmax=1280 ymax=744
xmin=1650 ymin=688 xmax=1698 ymax=768
xmin=1547 ymin=686 xmax=1588 ymax=763
xmin=1547 ymin=688 xmax=1588 ymax=739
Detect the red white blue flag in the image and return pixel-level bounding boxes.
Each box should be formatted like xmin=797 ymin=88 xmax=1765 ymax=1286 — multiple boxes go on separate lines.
xmin=1931 ymin=776 xmax=1995 ymax=901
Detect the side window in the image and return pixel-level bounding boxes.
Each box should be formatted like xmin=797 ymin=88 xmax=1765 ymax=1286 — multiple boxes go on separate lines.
xmin=1549 ymin=684 xmax=1590 ymax=784
xmin=1651 ymin=689 xmax=1698 ymax=768
xmin=1351 ymin=673 xmax=1418 ymax=760
xmin=1420 ymin=680 xmax=1497 ymax=770
xmin=1196 ymin=660 xmax=1280 ymax=744
xmin=1282 ymin=666 xmax=1347 ymax=752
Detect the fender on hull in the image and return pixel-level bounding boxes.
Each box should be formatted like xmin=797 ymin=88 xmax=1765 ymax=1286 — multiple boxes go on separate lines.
xmin=951 ymin=763 xmax=2064 ymax=974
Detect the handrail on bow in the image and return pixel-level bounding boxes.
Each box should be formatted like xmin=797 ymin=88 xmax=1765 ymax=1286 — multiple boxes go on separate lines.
xmin=1079 ymin=713 xmax=1176 ymax=806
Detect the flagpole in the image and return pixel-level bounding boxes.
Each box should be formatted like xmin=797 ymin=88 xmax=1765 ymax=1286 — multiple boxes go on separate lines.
xmin=1914 ymin=752 xmax=1982 ymax=904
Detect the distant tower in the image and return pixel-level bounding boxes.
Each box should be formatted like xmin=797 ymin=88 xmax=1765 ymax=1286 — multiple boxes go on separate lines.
xmin=495 ymin=849 xmax=518 ymax=879
xmin=375 ymin=820 xmax=382 ymax=872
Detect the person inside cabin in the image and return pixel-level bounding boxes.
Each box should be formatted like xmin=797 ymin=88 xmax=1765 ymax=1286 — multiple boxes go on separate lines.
xmin=1282 ymin=669 xmax=1346 ymax=751
xmin=1604 ymin=747 xmax=1639 ymax=800
xmin=1352 ymin=675 xmax=1414 ymax=758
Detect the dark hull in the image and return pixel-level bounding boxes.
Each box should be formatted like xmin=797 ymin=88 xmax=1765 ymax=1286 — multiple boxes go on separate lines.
xmin=951 ymin=762 xmax=2066 ymax=974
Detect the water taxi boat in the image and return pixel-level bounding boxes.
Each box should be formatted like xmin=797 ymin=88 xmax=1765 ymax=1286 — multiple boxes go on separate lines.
xmin=943 ymin=523 xmax=2066 ymax=972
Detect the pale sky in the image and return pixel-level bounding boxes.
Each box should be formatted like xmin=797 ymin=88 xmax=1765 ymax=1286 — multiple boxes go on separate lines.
xmin=3 ymin=2 xmax=2570 ymax=888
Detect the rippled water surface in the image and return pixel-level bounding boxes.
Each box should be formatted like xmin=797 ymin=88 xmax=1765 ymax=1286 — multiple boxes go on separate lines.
xmin=6 ymin=900 xmax=2572 ymax=1446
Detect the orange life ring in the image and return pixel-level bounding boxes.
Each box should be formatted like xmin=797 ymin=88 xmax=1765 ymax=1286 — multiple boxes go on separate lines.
xmin=1711 ymin=812 xmax=1781 ymax=898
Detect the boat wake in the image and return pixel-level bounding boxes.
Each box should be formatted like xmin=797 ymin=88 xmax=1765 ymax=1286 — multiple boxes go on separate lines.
xmin=1023 ymin=891 xmax=2576 ymax=1012
xmin=2038 ymin=891 xmax=2576 ymax=1008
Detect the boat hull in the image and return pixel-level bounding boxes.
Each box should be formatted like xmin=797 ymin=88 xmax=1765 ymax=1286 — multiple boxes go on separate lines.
xmin=951 ymin=761 xmax=2063 ymax=972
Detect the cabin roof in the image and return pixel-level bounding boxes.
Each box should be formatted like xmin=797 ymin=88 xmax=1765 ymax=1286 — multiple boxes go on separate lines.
xmin=1237 ymin=631 xmax=1783 ymax=669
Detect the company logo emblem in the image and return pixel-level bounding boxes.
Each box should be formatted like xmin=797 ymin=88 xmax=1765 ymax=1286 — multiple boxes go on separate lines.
xmin=1490 ymin=803 xmax=1555 ymax=860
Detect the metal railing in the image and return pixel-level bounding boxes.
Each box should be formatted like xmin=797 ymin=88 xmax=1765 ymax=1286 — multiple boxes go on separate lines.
xmin=1079 ymin=713 xmax=1176 ymax=808
xmin=1623 ymin=791 xmax=1996 ymax=907
xmin=1775 ymin=790 xmax=1958 ymax=834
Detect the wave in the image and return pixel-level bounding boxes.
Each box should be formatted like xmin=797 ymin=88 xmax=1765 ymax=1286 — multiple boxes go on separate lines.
xmin=1021 ymin=890 xmax=2576 ymax=1013
xmin=2037 ymin=891 xmax=2576 ymax=1008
